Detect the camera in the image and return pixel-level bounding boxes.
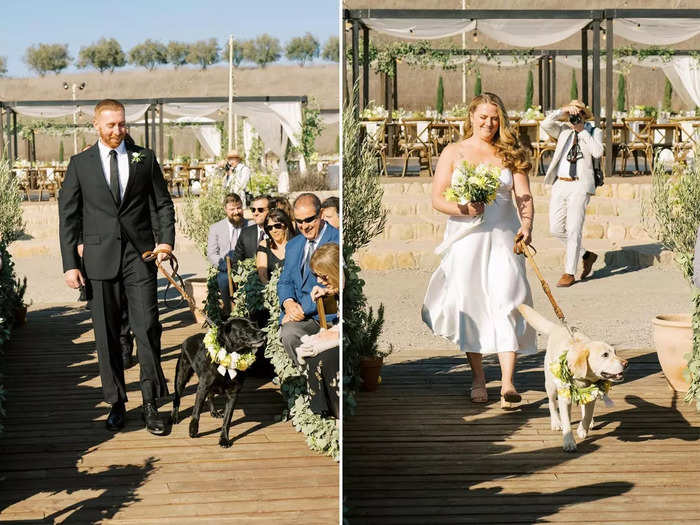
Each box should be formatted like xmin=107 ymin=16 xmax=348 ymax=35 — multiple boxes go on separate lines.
xmin=225 ymin=162 xmax=232 ymax=172
xmin=569 ymin=113 xmax=582 ymax=125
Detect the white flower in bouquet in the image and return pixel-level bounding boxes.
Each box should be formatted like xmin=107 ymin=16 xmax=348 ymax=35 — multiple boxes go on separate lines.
xmin=443 ymin=161 xmax=501 ymax=206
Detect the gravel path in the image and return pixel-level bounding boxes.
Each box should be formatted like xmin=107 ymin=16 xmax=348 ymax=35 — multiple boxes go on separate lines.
xmin=361 ymin=264 xmax=691 ymax=354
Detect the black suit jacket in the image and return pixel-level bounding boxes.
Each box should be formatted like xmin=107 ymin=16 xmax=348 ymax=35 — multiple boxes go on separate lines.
xmin=59 ymin=142 xmax=175 ymax=281
xmin=230 ymin=224 xmax=263 ymax=269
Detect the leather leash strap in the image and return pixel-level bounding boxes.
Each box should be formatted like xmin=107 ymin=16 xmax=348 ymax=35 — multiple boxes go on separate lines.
xmin=141 ymin=248 xmax=204 ymax=318
xmin=514 ymin=236 xmax=574 ymax=338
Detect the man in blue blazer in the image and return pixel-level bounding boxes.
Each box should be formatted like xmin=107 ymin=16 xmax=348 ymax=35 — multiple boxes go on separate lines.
xmin=278 ymin=193 xmax=339 ymax=365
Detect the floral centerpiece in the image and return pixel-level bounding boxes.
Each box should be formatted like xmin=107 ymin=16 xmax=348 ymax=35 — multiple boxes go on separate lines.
xmin=447 ymin=104 xmax=469 ymax=118
xmin=443 ymin=161 xmax=502 ymax=206
xmin=522 ymin=105 xmax=544 ymax=121
xmin=360 ymin=102 xmax=388 ymax=120
xmin=391 ymin=108 xmax=408 ymax=121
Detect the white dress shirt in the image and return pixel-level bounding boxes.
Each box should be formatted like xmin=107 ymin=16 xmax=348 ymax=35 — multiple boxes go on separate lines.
xmin=556 ymin=132 xmax=576 ymax=180
xmin=227 ymin=221 xmax=243 ymax=251
xmin=97 ymin=140 xmax=129 ymax=201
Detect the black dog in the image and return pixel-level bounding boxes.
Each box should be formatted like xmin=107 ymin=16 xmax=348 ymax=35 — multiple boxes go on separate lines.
xmin=171 ymin=317 xmax=266 ymax=448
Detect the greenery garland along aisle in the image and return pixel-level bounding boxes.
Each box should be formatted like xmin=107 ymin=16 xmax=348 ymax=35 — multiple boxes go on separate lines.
xmin=204 ymin=258 xmax=339 ymax=459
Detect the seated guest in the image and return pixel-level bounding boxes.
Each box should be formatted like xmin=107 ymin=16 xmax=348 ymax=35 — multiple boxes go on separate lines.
xmin=278 ymin=193 xmax=339 ymax=367
xmin=256 ymin=208 xmax=295 ymax=284
xmin=206 ymin=193 xmax=247 ymax=314
xmin=230 ymin=194 xmax=270 ymax=270
xmin=320 ymin=196 xmax=340 ymax=229
xmin=270 ymin=196 xmax=296 ymax=234
xmin=295 ymin=242 xmax=341 ymax=418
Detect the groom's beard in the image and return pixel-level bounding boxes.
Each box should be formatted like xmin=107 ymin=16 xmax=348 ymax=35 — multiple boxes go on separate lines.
xmin=228 ymin=216 xmax=244 ymax=228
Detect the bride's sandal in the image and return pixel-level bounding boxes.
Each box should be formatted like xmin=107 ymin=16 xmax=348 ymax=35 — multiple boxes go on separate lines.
xmin=469 ymin=385 xmax=488 ymax=404
xmin=500 ymin=390 xmax=522 ymax=410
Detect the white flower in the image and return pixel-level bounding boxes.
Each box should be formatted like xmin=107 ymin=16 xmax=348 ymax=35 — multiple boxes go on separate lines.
xmin=216 ymin=349 xmax=228 ymax=361
xmin=131 ymin=151 xmax=144 ymax=164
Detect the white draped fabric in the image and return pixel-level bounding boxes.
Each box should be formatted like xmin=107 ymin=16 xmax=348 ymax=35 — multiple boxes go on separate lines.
xmin=10 ymin=103 xmax=151 ymax=123
xmin=557 ymin=55 xmax=700 ymax=108
xmin=615 ymin=18 xmax=700 ymax=45
xmin=362 ymin=18 xmax=590 ymax=46
xmin=162 ymin=102 xmax=226 ymax=118
xmin=478 ymin=19 xmax=590 ymax=48
xmin=174 ymin=116 xmax=221 ymax=158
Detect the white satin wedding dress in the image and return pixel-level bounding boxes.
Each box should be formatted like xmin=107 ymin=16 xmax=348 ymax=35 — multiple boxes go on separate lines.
xmin=422 ymin=166 xmax=537 ymax=355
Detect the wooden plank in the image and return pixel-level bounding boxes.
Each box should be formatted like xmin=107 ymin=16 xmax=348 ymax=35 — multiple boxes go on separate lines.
xmin=0 ymin=304 xmax=338 ymax=523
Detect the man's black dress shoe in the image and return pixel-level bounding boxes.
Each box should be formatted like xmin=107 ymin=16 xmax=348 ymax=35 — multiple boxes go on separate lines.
xmin=106 ymin=401 xmax=126 ymax=431
xmin=142 ymin=402 xmax=166 ymax=435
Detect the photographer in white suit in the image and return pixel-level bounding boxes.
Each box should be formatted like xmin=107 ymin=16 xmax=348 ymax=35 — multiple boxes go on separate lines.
xmin=542 ymin=100 xmax=604 ymax=288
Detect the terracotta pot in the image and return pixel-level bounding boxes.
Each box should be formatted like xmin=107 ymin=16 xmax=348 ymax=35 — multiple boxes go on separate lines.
xmin=15 ymin=305 xmax=27 ymax=325
xmin=360 ymin=356 xmax=383 ymax=392
xmin=183 ymin=277 xmax=209 ymax=324
xmin=652 ymin=314 xmax=691 ymax=392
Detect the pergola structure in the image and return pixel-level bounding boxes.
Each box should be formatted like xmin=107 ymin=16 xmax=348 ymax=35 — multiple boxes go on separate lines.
xmin=343 ymin=8 xmax=700 ymax=177
xmin=0 ymin=95 xmax=307 ymax=168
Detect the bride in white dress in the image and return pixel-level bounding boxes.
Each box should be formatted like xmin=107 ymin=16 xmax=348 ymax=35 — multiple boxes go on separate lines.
xmin=422 ymin=93 xmax=537 ymax=407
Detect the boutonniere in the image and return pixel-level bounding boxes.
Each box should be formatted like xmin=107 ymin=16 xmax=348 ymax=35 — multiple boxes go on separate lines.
xmin=130 ymin=151 xmax=144 ymax=164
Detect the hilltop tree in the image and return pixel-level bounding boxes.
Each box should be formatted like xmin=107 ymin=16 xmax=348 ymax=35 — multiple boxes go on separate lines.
xmin=166 ymin=41 xmax=190 ymax=68
xmin=77 ymin=38 xmax=126 ymax=73
xmin=187 ymin=38 xmax=219 ymax=70
xmin=285 ymin=33 xmax=319 ymax=67
xmin=129 ymin=39 xmax=167 ymax=71
xmin=322 ymin=36 xmax=339 ymax=62
xmin=243 ymin=34 xmax=281 ymax=68
xmin=221 ymin=38 xmax=245 ymax=67
xmin=0 ymin=56 xmax=7 ymax=76
xmin=24 ymin=43 xmax=71 ymax=76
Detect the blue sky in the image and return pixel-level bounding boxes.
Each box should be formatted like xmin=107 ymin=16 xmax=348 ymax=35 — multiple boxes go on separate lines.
xmin=0 ymin=0 xmax=339 ymax=76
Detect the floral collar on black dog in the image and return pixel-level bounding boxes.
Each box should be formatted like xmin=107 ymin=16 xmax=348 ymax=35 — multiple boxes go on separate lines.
xmin=204 ymin=325 xmax=256 ymax=379
xmin=549 ymin=352 xmax=612 ymax=405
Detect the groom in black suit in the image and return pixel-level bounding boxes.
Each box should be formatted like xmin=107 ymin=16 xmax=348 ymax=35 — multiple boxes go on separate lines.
xmin=59 ymin=99 xmax=175 ymax=435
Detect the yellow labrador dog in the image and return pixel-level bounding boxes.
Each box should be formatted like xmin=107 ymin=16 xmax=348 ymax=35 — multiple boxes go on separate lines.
xmin=518 ymin=304 xmax=628 ymax=452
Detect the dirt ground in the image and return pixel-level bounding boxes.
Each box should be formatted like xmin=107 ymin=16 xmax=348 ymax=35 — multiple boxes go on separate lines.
xmin=361 ymin=264 xmax=691 ymax=354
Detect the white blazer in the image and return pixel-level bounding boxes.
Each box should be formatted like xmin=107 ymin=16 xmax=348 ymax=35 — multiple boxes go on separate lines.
xmin=542 ymin=109 xmax=604 ymax=195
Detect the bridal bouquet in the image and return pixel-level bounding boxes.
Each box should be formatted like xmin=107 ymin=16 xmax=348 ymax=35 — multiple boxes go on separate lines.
xmin=443 ymin=161 xmax=501 ymax=206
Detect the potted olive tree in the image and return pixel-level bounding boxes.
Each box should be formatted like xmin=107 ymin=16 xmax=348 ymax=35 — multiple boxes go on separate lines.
xmin=646 ymin=152 xmax=700 ymax=405
xmin=343 ymin=99 xmax=390 ymax=406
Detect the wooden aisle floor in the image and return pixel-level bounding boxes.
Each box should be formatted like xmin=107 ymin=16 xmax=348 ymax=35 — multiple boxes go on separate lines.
xmin=0 ymin=303 xmax=338 ymax=524
xmin=344 ymin=347 xmax=700 ymax=524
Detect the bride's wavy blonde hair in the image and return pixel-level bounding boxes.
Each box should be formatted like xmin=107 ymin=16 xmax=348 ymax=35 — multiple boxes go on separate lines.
xmin=462 ymin=92 xmax=532 ymax=175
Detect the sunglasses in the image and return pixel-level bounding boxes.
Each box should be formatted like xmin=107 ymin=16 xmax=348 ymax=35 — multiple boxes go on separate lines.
xmin=295 ymin=214 xmax=319 ymax=225
xmin=251 ymin=207 xmax=268 ymax=213
xmin=266 ymin=222 xmax=286 ymax=231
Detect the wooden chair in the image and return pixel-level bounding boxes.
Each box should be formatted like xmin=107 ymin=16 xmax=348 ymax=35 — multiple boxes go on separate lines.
xmin=532 ymin=119 xmax=557 ymax=177
xmin=673 ymin=119 xmax=700 ymax=164
xmin=428 ymin=121 xmax=461 ymax=157
xmin=37 ymin=168 xmax=58 ymax=200
xmin=599 ymin=119 xmax=627 ymax=175
xmin=621 ymin=117 xmax=654 ymax=174
xmin=397 ymin=121 xmax=433 ymax=177
xmin=364 ymin=120 xmax=389 ymax=177
xmin=316 ymin=295 xmax=338 ymax=331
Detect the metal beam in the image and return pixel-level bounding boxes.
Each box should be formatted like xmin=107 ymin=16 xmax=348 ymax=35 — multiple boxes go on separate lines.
xmin=12 ymin=111 xmax=17 ymax=163
xmin=592 ymin=19 xmax=601 ymax=126
xmin=150 ymin=105 xmax=156 ymax=152
xmin=537 ymin=58 xmax=543 ymax=109
xmin=0 ymin=96 xmax=308 ymax=107
xmin=362 ymin=25 xmax=370 ymax=110
xmin=605 ymin=17 xmax=614 ymax=178
xmin=551 ymin=55 xmax=556 ymax=109
xmin=158 ymin=102 xmax=164 ymax=163
xmin=345 ymin=9 xmax=601 ymax=19
xmin=543 ymin=55 xmax=550 ymax=110
xmin=581 ymin=29 xmax=589 ymax=105
xmin=144 ymin=107 xmax=150 ymax=149
xmin=0 ymin=107 xmax=4 ymax=161
xmin=351 ymin=20 xmax=360 ymax=116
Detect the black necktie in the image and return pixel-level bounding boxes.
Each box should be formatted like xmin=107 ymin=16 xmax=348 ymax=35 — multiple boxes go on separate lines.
xmin=568 ymin=133 xmax=579 ymax=179
xmin=109 ymin=150 xmax=121 ymax=206
xmin=302 ymin=240 xmax=315 ymax=278
xmin=258 ymin=228 xmax=264 ymax=243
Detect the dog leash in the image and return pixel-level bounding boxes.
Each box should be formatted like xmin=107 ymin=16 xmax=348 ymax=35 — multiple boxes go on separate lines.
xmin=141 ymin=248 xmax=211 ymax=326
xmin=514 ymin=236 xmax=575 ymax=338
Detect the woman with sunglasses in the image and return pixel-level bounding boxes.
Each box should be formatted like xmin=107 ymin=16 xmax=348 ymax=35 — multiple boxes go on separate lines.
xmin=269 ymin=196 xmax=296 ymax=235
xmin=256 ymin=208 xmax=295 ymax=284
xmin=295 ymin=242 xmax=341 ymax=419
